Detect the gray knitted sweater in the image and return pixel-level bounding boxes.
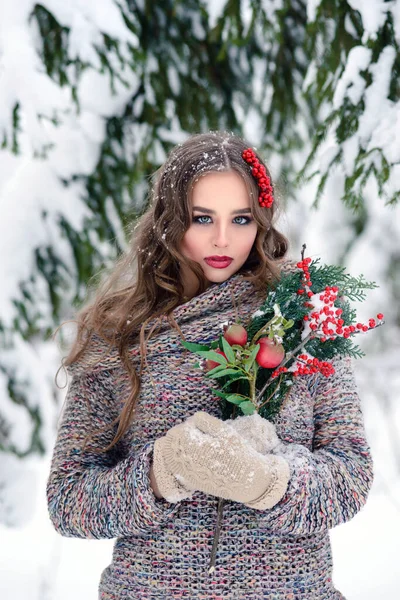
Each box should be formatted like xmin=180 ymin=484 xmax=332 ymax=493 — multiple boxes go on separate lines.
xmin=46 ymin=265 xmax=374 ymax=599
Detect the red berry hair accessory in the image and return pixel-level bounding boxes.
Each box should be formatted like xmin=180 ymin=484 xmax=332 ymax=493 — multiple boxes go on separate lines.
xmin=242 ymin=148 xmax=274 ymax=208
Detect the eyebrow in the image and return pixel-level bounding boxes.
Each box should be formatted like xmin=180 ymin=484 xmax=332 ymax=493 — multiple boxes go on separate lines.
xmin=192 ymin=206 xmax=252 ymax=215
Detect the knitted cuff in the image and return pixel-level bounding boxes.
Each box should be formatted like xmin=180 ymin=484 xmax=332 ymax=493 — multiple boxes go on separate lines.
xmin=244 ymin=454 xmax=291 ymax=511
xmin=153 ymin=437 xmax=195 ymax=503
xmin=131 ymin=442 xmax=181 ymax=534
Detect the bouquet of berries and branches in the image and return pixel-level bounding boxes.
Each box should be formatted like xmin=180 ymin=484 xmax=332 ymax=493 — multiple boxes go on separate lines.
xmin=180 ymin=244 xmax=385 ymax=574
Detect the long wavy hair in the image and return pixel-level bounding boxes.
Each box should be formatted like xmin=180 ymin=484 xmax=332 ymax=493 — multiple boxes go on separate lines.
xmin=54 ymin=130 xmax=289 ymax=453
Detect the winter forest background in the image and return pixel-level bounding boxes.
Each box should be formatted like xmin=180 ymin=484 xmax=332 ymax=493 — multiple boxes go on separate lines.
xmin=1 ymin=0 xmax=400 ymax=598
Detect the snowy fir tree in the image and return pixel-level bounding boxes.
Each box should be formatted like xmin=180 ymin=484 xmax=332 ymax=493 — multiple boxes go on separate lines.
xmin=301 ymin=0 xmax=400 ymax=210
xmin=0 ymin=0 xmax=399 ymax=544
xmin=0 ymin=0 xmax=309 ymax=526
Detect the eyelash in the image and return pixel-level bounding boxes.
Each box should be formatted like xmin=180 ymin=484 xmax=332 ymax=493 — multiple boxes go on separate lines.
xmin=192 ymin=215 xmax=253 ymax=226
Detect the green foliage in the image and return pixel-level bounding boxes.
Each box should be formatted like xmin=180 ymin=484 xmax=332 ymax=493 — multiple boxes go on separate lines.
xmin=0 ymin=367 xmax=45 ymax=457
xmin=2 ymin=103 xmax=21 ymax=154
xmin=181 ymin=257 xmax=381 ymax=422
xmin=32 ymin=5 xmax=71 ymax=87
xmin=305 ymin=258 xmax=378 ymax=297
xmin=300 ymin=0 xmax=400 ymax=209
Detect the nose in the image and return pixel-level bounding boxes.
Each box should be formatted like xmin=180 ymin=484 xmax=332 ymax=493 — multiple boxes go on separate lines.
xmin=212 ymin=223 xmax=230 ymax=248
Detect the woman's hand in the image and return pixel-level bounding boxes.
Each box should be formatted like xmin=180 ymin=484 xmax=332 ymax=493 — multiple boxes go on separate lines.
xmin=153 ymin=411 xmax=290 ymax=509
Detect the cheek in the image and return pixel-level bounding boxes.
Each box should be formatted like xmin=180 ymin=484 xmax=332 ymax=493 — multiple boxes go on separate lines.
xmin=180 ymin=229 xmax=199 ymax=256
xmin=242 ymin=228 xmax=258 ymax=250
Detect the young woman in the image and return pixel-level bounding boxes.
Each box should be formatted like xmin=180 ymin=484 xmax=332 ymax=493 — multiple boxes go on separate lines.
xmin=46 ymin=131 xmax=374 ymax=599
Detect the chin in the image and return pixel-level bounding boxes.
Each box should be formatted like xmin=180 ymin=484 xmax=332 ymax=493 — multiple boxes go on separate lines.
xmin=203 ymin=265 xmax=237 ymax=280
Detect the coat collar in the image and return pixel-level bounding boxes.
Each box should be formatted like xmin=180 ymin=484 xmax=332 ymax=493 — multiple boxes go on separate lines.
xmin=163 ymin=269 xmax=254 ymax=324
xmin=167 ymin=258 xmax=296 ymax=325
xmin=66 ymin=260 xmax=294 ymax=376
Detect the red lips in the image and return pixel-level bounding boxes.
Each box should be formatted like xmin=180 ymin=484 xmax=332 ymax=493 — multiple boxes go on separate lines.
xmin=205 ymin=256 xmax=233 ymax=261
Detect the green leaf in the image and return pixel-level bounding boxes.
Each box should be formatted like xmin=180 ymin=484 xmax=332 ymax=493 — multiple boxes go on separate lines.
xmin=244 ymin=343 xmax=259 ymax=372
xmin=181 ymin=340 xmax=211 ymax=352
xmin=221 ymin=336 xmax=236 ymax=363
xmin=221 ymin=375 xmax=249 ymax=389
xmin=212 ymin=389 xmax=232 ymax=400
xmin=226 ymin=394 xmax=249 ymax=405
xmin=244 ymin=360 xmax=253 ymax=373
xmin=208 ymin=368 xmax=241 ymax=379
xmin=239 ymin=401 xmax=256 ymax=415
xmin=206 ymin=364 xmax=228 ymax=376
xmin=195 ymin=350 xmax=228 ymax=364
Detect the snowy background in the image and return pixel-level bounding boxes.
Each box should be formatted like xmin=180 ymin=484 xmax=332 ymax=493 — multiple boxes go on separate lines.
xmin=1 ymin=1 xmax=400 ymax=598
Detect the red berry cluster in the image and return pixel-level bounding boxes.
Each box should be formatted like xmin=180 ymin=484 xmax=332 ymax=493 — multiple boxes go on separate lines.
xmin=270 ymin=254 xmax=385 ymax=387
xmin=296 ymin=257 xmax=313 ymax=295
xmin=271 ymin=355 xmax=336 ymax=378
xmin=242 ymin=148 xmax=274 ymax=208
xmin=293 ymin=355 xmax=335 ymax=378
xmin=271 ymin=365 xmax=288 ymax=378
xmin=306 ymin=287 xmax=384 ymax=342
xmin=296 ymin=256 xmax=384 ymax=342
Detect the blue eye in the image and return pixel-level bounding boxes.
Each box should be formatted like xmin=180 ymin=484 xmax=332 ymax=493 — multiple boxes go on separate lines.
xmin=192 ymin=216 xmax=253 ymax=225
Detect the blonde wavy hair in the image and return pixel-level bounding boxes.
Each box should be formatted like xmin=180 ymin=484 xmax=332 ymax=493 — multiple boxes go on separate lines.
xmin=54 ymin=130 xmax=289 ymax=453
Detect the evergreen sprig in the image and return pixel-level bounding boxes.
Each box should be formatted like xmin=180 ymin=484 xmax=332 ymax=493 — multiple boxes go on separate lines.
xmin=181 ymin=252 xmax=384 ymax=424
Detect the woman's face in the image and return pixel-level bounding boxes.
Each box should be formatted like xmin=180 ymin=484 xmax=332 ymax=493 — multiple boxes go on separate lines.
xmin=180 ymin=170 xmax=258 ymax=298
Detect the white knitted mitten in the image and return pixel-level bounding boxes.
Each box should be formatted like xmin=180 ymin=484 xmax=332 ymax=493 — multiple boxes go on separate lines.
xmin=153 ymin=411 xmax=290 ymax=510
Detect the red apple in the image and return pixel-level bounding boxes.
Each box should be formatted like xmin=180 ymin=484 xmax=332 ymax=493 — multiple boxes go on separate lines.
xmin=255 ymin=337 xmax=285 ymax=369
xmin=223 ymin=324 xmax=248 ymax=347
xmin=206 ymin=349 xmax=227 ymax=371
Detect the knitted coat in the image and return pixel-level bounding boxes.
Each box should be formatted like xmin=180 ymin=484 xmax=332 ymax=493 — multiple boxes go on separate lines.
xmin=46 ymin=264 xmax=374 ymax=599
